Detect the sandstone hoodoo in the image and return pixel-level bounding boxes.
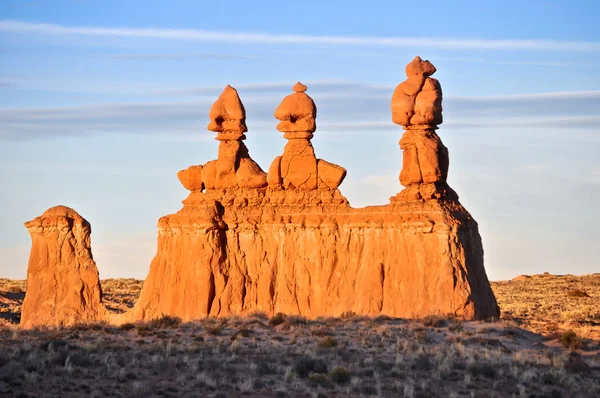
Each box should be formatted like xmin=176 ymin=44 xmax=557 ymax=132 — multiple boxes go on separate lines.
xmin=21 ymin=206 xmax=106 ymax=328
xmin=177 ymin=85 xmax=268 ymax=191
xmin=268 ymin=82 xmax=347 ymax=190
xmin=130 ymin=62 xmax=498 ymax=322
xmin=21 ymin=57 xmax=500 ymax=326
xmin=391 ymin=56 xmax=454 ymax=202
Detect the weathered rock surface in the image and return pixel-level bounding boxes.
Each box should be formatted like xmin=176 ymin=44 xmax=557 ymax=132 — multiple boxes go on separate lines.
xmin=131 ymin=189 xmax=499 ymax=321
xmin=21 ymin=206 xmax=106 ymax=328
xmin=21 ymin=58 xmax=500 ymax=326
xmin=131 ymin=74 xmax=498 ymax=321
xmin=391 ymin=56 xmax=456 ymax=202
xmin=269 ymin=83 xmax=346 ymax=190
xmin=184 ymin=85 xmax=268 ymax=192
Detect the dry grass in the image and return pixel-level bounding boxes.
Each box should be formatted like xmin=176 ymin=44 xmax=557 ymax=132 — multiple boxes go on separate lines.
xmin=491 ymin=273 xmax=600 ymax=341
xmin=0 ymin=275 xmax=598 ymax=397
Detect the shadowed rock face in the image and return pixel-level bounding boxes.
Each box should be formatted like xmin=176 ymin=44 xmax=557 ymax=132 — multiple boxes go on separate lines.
xmin=21 ymin=206 xmax=106 ymax=328
xmin=21 ymin=57 xmax=500 ymax=326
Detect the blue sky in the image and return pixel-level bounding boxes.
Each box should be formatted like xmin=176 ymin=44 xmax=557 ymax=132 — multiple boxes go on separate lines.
xmin=1 ymin=0 xmax=599 ymax=280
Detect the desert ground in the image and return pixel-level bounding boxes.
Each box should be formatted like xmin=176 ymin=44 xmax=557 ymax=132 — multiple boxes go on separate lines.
xmin=0 ymin=274 xmax=598 ymax=397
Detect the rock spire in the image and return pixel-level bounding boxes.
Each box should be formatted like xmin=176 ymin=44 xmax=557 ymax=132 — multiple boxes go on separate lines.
xmin=391 ymin=56 xmax=455 ymax=201
xmin=21 ymin=206 xmax=106 ymax=328
xmin=19 ymin=62 xmax=500 ymax=327
xmin=268 ymin=82 xmax=346 ymax=190
xmin=177 ymin=85 xmax=268 ymax=192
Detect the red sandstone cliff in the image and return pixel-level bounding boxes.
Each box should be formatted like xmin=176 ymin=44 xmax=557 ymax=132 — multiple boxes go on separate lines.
xmin=131 ymin=189 xmax=498 ymax=321
xmin=130 ymin=75 xmax=499 ymax=321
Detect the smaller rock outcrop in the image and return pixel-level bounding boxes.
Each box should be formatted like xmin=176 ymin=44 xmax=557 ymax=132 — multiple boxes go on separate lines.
xmin=391 ymin=56 xmax=455 ymax=202
xmin=21 ymin=206 xmax=105 ymax=328
xmin=178 ymin=85 xmax=268 ymax=192
xmin=268 ymin=83 xmax=346 ymax=190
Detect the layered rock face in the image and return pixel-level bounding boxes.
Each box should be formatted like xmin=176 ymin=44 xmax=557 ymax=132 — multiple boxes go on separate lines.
xmin=21 ymin=57 xmax=499 ymax=326
xmin=21 ymin=206 xmax=106 ymax=327
xmin=132 ymin=189 xmax=498 ymax=321
xmin=131 ymin=73 xmax=499 ymax=321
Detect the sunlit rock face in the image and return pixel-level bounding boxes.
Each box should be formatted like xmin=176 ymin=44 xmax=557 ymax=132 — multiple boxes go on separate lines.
xmin=21 ymin=58 xmax=500 ymax=327
xmin=21 ymin=206 xmax=106 ymax=328
xmin=132 ymin=72 xmax=499 ymax=321
xmin=131 ymin=188 xmax=498 ymax=321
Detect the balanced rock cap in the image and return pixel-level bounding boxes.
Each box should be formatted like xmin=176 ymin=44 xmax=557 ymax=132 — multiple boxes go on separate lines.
xmin=293 ymin=82 xmax=307 ymax=93
xmin=207 ymin=85 xmax=247 ymax=135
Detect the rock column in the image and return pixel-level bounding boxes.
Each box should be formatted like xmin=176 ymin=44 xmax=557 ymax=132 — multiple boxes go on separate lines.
xmin=21 ymin=206 xmax=106 ymax=327
xmin=178 ymin=85 xmax=267 ymax=192
xmin=391 ymin=56 xmax=455 ymax=201
xmin=269 ymin=83 xmax=346 ymax=190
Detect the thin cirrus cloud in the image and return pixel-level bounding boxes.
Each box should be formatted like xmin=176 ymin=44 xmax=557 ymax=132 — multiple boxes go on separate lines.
xmin=1 ymin=82 xmax=599 ymax=141
xmin=2 ymin=19 xmax=600 ymax=51
xmin=107 ymin=53 xmax=255 ymax=61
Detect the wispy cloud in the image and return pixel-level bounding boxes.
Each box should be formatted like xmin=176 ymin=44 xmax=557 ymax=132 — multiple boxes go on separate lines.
xmin=2 ymin=20 xmax=600 ymax=52
xmin=158 ymin=80 xmax=383 ymax=97
xmin=1 ymin=83 xmax=598 ymax=141
xmin=107 ymin=53 xmax=255 ymax=61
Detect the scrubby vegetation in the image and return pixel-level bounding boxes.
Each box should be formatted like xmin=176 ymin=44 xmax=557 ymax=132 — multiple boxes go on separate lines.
xmin=0 ymin=314 xmax=598 ymax=397
xmin=0 ymin=275 xmax=598 ymax=396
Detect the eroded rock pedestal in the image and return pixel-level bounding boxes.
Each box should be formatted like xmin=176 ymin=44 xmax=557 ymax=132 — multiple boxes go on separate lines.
xmin=21 ymin=58 xmax=500 ymax=326
xmin=21 ymin=206 xmax=106 ymax=327
xmin=391 ymin=56 xmax=455 ymax=201
xmin=131 ymin=188 xmax=498 ymax=321
xmin=131 ymin=78 xmax=499 ymax=321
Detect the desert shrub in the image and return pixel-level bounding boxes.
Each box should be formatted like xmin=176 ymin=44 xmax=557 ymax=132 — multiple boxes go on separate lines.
xmin=566 ymin=289 xmax=590 ymax=298
xmin=560 ymin=330 xmax=582 ymax=350
xmin=193 ymin=334 xmax=205 ymax=342
xmin=318 ymin=336 xmax=338 ymax=348
xmin=236 ymin=328 xmax=252 ymax=338
xmin=248 ymin=311 xmax=268 ymax=321
xmin=5 ymin=285 xmax=23 ymax=294
xmin=373 ymin=315 xmax=391 ymax=324
xmin=564 ymin=353 xmax=589 ymax=373
xmin=329 ymin=366 xmax=351 ymax=384
xmin=72 ymin=322 xmax=110 ymax=332
xmin=415 ymin=330 xmax=429 ymax=343
xmin=269 ymin=313 xmax=286 ymax=326
xmin=148 ymin=315 xmax=181 ymax=329
xmin=411 ymin=354 xmax=431 ymax=371
xmin=286 ymin=315 xmax=307 ymax=326
xmin=449 ymin=318 xmax=464 ymax=332
xmin=294 ymin=357 xmax=328 ymax=378
xmin=0 ymin=360 xmax=24 ymax=383
xmin=40 ymin=338 xmax=69 ymax=352
xmin=308 ymin=373 xmax=331 ymax=387
xmin=205 ymin=324 xmax=222 ymax=336
xmin=468 ymin=361 xmax=497 ymax=378
xmin=119 ymin=323 xmax=136 ymax=331
xmin=310 ymin=326 xmax=333 ymax=336
xmin=423 ymin=315 xmax=448 ymax=328
xmin=340 ymin=311 xmax=356 ymax=319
